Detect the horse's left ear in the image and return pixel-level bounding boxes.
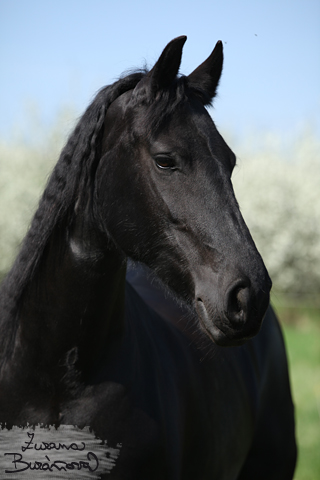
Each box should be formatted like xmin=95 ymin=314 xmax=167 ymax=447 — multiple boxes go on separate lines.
xmin=187 ymin=41 xmax=223 ymax=103
xmin=147 ymin=36 xmax=187 ymax=90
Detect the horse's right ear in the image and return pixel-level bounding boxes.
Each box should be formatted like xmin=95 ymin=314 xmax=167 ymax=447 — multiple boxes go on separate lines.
xmin=132 ymin=36 xmax=187 ymax=101
xmin=147 ymin=36 xmax=187 ymax=90
xmin=187 ymin=41 xmax=223 ymax=104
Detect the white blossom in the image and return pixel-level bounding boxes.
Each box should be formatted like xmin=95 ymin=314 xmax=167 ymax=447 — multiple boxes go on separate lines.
xmin=232 ymin=129 xmax=320 ymax=295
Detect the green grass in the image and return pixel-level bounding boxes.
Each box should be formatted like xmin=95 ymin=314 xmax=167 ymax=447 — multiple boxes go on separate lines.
xmin=272 ymin=295 xmax=320 ymax=480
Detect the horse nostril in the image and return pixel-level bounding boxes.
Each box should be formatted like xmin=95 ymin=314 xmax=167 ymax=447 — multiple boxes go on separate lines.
xmin=225 ymin=279 xmax=251 ymax=326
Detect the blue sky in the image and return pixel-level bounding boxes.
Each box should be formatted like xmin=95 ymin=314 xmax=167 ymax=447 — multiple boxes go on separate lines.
xmin=1 ymin=0 xmax=319 ymax=142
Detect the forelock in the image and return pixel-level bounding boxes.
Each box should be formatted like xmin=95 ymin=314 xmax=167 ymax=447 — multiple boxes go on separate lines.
xmin=129 ymin=75 xmax=191 ymax=136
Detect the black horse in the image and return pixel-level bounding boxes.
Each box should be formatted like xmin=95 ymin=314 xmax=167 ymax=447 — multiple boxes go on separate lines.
xmin=0 ymin=37 xmax=296 ymax=478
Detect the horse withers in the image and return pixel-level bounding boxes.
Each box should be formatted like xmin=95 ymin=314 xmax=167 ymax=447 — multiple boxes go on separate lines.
xmin=0 ymin=36 xmax=296 ymax=479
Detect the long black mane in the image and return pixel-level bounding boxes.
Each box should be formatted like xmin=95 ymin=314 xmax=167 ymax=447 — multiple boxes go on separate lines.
xmin=0 ymin=72 xmax=146 ymax=360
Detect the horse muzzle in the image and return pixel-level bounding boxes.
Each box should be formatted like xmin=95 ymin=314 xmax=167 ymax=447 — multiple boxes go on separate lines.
xmin=194 ymin=270 xmax=272 ymax=346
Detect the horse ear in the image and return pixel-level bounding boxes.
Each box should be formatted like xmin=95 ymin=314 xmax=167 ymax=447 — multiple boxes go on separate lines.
xmin=147 ymin=36 xmax=187 ymax=90
xmin=187 ymin=41 xmax=223 ymax=103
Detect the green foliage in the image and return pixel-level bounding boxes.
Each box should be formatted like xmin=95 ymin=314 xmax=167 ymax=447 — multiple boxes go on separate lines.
xmin=279 ymin=305 xmax=320 ymax=480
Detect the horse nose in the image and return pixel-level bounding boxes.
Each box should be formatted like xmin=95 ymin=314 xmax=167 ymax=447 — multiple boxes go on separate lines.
xmin=194 ymin=266 xmax=272 ymax=345
xmin=225 ymin=278 xmax=252 ymax=326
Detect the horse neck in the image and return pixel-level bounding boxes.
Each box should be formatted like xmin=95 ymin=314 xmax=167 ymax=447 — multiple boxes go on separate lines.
xmin=2 ymin=208 xmax=126 ymax=382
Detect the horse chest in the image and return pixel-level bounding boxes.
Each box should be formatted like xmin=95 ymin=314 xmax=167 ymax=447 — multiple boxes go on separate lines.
xmin=59 ymin=381 xmax=176 ymax=479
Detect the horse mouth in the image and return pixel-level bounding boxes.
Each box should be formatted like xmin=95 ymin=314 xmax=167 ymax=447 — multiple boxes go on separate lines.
xmin=195 ymin=298 xmax=248 ymax=347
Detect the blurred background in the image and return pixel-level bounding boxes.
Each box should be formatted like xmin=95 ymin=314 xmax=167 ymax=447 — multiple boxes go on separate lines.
xmin=1 ymin=1 xmax=319 ymax=478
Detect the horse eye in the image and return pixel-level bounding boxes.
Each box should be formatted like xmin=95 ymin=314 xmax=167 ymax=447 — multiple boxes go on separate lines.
xmin=154 ymin=156 xmax=176 ymax=170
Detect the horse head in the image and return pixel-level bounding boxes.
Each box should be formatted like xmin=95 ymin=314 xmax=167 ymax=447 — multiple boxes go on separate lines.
xmin=95 ymin=36 xmax=271 ymax=346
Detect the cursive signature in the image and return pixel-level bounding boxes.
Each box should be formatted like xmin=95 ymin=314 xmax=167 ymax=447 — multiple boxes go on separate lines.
xmin=21 ymin=432 xmax=86 ymax=452
xmin=3 ymin=431 xmax=100 ymax=474
xmin=4 ymin=451 xmax=99 ymax=473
